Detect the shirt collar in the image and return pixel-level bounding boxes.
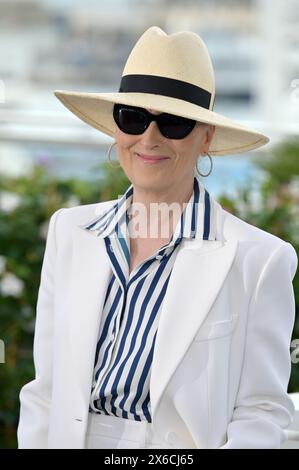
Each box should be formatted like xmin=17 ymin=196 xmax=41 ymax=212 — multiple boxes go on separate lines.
xmin=80 ymin=175 xmax=217 ymax=243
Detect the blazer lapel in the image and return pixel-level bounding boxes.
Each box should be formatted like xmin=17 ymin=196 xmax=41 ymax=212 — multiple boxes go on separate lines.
xmin=149 ymin=236 xmax=239 ymax=423
xmin=67 ymin=225 xmax=112 ymax=405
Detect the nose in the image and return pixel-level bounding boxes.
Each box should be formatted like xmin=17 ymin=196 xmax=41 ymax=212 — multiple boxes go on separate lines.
xmin=141 ymin=119 xmax=163 ymax=141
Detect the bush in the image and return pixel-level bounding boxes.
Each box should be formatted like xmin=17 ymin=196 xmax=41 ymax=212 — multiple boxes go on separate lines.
xmin=0 ymin=161 xmax=128 ymax=448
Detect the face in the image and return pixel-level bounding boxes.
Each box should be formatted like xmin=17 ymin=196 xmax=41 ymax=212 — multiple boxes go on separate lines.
xmin=114 ymin=107 xmax=215 ymax=194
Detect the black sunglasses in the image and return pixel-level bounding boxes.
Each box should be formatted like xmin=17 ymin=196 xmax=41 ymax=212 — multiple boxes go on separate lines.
xmin=113 ymin=103 xmax=197 ymax=140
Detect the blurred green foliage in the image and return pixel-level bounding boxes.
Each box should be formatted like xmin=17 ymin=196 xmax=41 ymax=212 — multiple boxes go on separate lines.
xmin=0 ymin=161 xmax=129 ymax=448
xmin=217 ymin=139 xmax=299 ymax=392
xmin=0 ymin=141 xmax=298 ymax=448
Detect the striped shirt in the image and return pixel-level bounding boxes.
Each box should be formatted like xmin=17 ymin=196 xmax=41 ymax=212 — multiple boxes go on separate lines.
xmin=81 ymin=175 xmax=217 ymax=422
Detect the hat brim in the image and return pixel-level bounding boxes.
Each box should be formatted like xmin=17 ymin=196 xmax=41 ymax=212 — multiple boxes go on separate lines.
xmin=54 ymin=90 xmax=269 ymax=156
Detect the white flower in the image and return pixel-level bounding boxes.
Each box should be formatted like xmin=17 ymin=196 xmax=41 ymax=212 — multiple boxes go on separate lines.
xmin=39 ymin=220 xmax=49 ymax=240
xmin=289 ymin=178 xmax=299 ymax=199
xmin=249 ymin=188 xmax=264 ymax=211
xmin=0 ymin=256 xmax=6 ymax=275
xmin=0 ymin=191 xmax=21 ymax=212
xmin=65 ymin=196 xmax=80 ymax=208
xmin=0 ymin=272 xmax=24 ymax=297
xmin=0 ymin=339 xmax=4 ymax=364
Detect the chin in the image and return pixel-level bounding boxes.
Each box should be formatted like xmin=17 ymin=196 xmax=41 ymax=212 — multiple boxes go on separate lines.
xmin=133 ymin=174 xmax=167 ymax=189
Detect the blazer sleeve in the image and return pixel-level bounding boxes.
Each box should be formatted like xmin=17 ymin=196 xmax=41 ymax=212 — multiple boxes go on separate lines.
xmin=17 ymin=208 xmax=64 ymax=449
xmin=219 ymin=241 xmax=298 ymax=449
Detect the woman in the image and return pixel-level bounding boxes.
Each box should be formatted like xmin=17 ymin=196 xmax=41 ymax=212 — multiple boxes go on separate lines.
xmin=17 ymin=26 xmax=298 ymax=449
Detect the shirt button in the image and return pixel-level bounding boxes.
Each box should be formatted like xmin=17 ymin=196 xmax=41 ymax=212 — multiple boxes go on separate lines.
xmin=156 ymin=254 xmax=163 ymax=260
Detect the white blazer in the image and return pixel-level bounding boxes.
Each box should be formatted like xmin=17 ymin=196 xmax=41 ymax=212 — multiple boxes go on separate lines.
xmin=17 ymin=197 xmax=298 ymax=449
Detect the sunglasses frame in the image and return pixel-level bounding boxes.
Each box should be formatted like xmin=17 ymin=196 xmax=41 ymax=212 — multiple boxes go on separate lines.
xmin=113 ymin=103 xmax=197 ymax=139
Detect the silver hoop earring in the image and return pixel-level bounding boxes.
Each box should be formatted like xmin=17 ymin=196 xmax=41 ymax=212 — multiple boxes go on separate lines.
xmin=196 ymin=152 xmax=213 ymax=177
xmin=107 ymin=141 xmax=121 ymax=168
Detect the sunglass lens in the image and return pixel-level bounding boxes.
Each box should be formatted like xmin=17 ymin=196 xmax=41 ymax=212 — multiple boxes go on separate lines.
xmin=159 ymin=114 xmax=196 ymax=139
xmin=113 ymin=105 xmax=147 ymax=135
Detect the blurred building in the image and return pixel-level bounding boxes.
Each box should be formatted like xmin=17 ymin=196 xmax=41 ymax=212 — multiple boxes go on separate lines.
xmin=255 ymin=0 xmax=299 ymax=137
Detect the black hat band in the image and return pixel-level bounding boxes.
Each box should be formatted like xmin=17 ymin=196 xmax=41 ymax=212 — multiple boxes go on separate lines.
xmin=118 ymin=74 xmax=212 ymax=110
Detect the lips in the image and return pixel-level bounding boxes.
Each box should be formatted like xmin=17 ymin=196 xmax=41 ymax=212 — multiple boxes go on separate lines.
xmin=136 ymin=153 xmax=170 ymax=164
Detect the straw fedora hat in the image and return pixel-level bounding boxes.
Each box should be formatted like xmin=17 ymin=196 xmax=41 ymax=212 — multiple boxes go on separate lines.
xmin=54 ymin=26 xmax=269 ymax=156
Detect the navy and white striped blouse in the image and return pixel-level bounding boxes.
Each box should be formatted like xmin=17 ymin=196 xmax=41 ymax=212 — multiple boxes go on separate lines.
xmin=82 ymin=175 xmax=217 ymax=422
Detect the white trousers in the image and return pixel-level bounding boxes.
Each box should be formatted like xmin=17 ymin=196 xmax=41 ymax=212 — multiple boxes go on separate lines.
xmin=85 ymin=411 xmax=169 ymax=449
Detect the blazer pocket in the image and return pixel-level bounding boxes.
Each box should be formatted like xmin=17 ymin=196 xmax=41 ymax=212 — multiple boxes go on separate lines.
xmin=193 ymin=314 xmax=239 ymax=342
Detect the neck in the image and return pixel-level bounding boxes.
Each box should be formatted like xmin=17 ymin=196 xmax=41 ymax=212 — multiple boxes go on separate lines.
xmin=128 ymin=177 xmax=195 ymax=240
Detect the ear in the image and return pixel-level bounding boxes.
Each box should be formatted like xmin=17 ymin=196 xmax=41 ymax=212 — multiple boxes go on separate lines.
xmin=204 ymin=124 xmax=215 ymax=149
xmin=208 ymin=124 xmax=216 ymax=140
